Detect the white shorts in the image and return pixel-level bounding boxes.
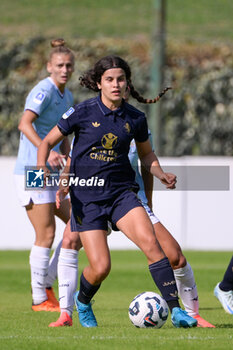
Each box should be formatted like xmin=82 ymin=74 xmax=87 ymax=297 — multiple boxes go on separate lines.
xmin=14 ymin=174 xmax=69 ymax=207
xmin=143 ymin=203 xmax=160 ymax=225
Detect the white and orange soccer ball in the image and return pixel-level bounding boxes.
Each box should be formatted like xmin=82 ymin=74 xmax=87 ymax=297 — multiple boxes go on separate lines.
xmin=128 ymin=291 xmax=169 ymax=328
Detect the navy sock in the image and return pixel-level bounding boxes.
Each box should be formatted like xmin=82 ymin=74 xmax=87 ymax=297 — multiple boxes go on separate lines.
xmin=78 ymin=273 xmax=101 ymax=304
xmin=219 ymin=256 xmax=233 ymax=291
xmin=149 ymin=257 xmax=180 ymax=312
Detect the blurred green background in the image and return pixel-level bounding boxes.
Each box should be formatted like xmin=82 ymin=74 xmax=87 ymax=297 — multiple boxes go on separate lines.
xmin=1 ymin=0 xmax=232 ymax=41
xmin=0 ymin=0 xmax=233 ymax=156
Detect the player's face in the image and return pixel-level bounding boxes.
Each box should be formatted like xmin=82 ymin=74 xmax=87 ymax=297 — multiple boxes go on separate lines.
xmin=97 ymin=68 xmax=127 ymax=109
xmin=47 ymin=53 xmax=74 ymax=92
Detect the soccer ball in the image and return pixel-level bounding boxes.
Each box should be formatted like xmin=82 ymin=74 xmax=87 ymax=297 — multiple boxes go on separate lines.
xmin=128 ymin=291 xmax=169 ymax=328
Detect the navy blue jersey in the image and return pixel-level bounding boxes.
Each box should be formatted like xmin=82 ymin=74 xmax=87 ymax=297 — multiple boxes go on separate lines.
xmin=58 ymin=95 xmax=148 ymax=202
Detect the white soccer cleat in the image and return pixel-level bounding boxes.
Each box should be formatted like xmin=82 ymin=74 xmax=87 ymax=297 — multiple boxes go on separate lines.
xmin=214 ymin=283 xmax=233 ymax=314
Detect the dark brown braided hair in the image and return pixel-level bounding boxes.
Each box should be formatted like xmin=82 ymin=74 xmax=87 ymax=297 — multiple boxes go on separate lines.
xmin=79 ymin=55 xmax=171 ymax=103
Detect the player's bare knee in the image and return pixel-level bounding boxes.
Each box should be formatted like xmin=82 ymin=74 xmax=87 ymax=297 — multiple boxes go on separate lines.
xmin=142 ymin=237 xmax=163 ymax=260
xmin=35 ymin=228 xmax=55 ymax=247
xmin=62 ymin=235 xmax=74 ymax=249
xmin=92 ymin=261 xmax=111 ymax=282
xmin=45 ymin=230 xmax=55 ymax=244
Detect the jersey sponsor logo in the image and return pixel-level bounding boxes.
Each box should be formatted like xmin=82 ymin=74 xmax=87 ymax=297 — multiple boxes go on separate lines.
xmin=90 ymin=147 xmax=117 ymax=162
xmin=92 ymin=122 xmax=100 ymax=127
xmin=124 ymin=122 xmax=131 ymax=133
xmin=33 ymin=92 xmax=45 ymax=105
xmin=62 ymin=107 xmax=75 ymax=119
xmin=101 ymin=133 xmax=118 ymax=150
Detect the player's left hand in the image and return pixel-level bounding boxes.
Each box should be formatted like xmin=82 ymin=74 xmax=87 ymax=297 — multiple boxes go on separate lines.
xmin=56 ymin=188 xmax=69 ymax=209
xmin=159 ymin=172 xmax=177 ymax=189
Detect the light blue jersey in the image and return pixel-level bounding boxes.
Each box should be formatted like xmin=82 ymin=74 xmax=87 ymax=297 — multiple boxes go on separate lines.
xmin=128 ymin=130 xmax=153 ymax=205
xmin=14 ymin=77 xmax=73 ymax=174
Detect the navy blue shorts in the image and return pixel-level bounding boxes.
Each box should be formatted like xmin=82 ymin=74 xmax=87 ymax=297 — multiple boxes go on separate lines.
xmin=70 ymin=190 xmax=143 ymax=232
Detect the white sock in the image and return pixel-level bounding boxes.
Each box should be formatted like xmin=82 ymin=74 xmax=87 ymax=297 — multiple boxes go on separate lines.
xmin=173 ymin=262 xmax=199 ymax=316
xmin=45 ymin=239 xmax=63 ymax=288
xmin=30 ymin=245 xmax=50 ymax=305
xmin=58 ymin=248 xmax=78 ymax=317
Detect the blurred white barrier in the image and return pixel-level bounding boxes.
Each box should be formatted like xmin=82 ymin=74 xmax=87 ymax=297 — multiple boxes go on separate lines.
xmin=0 ymin=156 xmax=232 ymax=250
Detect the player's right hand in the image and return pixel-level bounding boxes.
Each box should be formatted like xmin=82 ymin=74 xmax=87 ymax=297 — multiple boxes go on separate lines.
xmin=48 ymin=150 xmax=66 ymax=170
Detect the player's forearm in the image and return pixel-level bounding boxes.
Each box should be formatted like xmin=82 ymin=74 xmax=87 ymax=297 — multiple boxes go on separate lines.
xmin=37 ymin=126 xmax=65 ymax=167
xmin=59 ymin=157 xmax=71 ymax=191
xmin=37 ymin=139 xmax=52 ymax=167
xmin=141 ymin=151 xmax=164 ymax=180
xmin=141 ymin=165 xmax=153 ymax=209
xmin=19 ymin=122 xmax=42 ymax=148
xmin=59 ymin=137 xmax=70 ymax=158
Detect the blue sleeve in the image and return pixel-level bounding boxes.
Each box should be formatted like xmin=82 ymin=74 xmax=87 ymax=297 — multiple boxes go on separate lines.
xmin=25 ymin=86 xmax=50 ymax=116
xmin=68 ymin=89 xmax=74 ymax=107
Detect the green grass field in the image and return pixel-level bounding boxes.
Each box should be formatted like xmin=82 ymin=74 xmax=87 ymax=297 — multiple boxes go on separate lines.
xmin=0 ymin=250 xmax=232 ymax=350
xmin=0 ymin=0 xmax=232 ymax=42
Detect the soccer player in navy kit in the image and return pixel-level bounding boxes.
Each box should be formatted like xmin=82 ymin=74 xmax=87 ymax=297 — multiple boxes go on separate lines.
xmin=14 ymin=38 xmax=75 ymax=312
xmin=37 ymin=55 xmax=197 ymax=328
xmin=47 ymin=135 xmax=214 ymax=328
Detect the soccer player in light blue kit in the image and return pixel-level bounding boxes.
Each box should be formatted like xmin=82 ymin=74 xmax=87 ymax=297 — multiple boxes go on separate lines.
xmin=14 ymin=38 xmax=75 ymax=312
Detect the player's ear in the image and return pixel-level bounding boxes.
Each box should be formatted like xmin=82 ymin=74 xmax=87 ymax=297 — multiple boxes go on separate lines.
xmin=97 ymin=82 xmax=101 ymax=90
xmin=47 ymin=61 xmax=52 ymax=74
